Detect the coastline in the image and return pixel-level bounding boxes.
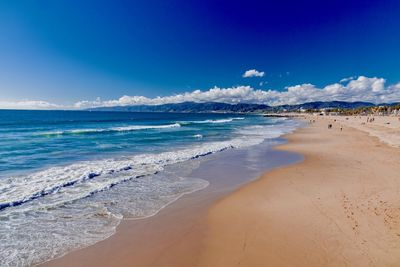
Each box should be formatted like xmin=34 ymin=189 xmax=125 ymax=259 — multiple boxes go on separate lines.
xmin=40 ymin=135 xmax=302 ymax=267
xmin=40 ymin=115 xmax=400 ymax=267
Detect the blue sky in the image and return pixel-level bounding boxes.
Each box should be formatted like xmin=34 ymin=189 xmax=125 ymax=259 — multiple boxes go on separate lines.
xmin=0 ymin=0 xmax=400 ymax=108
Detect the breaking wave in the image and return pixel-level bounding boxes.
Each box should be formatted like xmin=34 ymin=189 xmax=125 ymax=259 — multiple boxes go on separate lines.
xmin=39 ymin=123 xmax=181 ymax=136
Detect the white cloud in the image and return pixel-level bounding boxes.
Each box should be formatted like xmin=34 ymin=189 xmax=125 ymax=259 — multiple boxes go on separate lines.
xmin=74 ymin=76 xmax=400 ymax=108
xmin=0 ymin=100 xmax=60 ymax=110
xmin=243 ymin=69 xmax=265 ymax=78
xmin=2 ymin=76 xmax=399 ymax=110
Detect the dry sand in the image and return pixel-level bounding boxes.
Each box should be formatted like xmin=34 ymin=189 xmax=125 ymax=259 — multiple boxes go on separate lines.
xmin=40 ymin=116 xmax=400 ymax=267
xmin=326 ymin=115 xmax=400 ymax=148
xmin=199 ymin=117 xmax=400 ymax=267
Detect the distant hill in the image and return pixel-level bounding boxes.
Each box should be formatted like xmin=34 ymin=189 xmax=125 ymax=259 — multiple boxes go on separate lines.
xmin=87 ymin=102 xmax=270 ymax=113
xmin=86 ymin=101 xmax=397 ymax=113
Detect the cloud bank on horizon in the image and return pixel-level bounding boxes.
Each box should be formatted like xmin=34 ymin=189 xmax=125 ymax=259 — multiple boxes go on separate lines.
xmin=1 ymin=76 xmax=400 ymax=110
xmin=0 ymin=100 xmax=61 ymax=110
xmin=74 ymin=76 xmax=400 ymax=109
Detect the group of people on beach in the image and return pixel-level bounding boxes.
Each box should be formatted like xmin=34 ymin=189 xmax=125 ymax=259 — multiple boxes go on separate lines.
xmin=308 ymin=117 xmax=343 ymax=131
xmin=328 ymin=120 xmax=343 ymax=131
xmin=328 ymin=124 xmax=342 ymax=131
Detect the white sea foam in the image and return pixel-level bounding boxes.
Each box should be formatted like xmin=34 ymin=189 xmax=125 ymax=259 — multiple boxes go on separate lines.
xmin=40 ymin=123 xmax=181 ymax=136
xmin=0 ymin=167 xmax=207 ymax=267
xmin=236 ymin=121 xmax=298 ymax=139
xmin=110 ymin=123 xmax=181 ymax=131
xmin=181 ymin=117 xmax=245 ymax=124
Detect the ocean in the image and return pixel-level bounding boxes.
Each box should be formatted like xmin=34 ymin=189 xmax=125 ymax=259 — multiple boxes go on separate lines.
xmin=0 ymin=110 xmax=300 ymax=266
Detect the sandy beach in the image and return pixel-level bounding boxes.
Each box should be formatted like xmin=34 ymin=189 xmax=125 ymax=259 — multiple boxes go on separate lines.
xmin=199 ymin=116 xmax=400 ymax=267
xmin=326 ymin=115 xmax=400 ymax=148
xmin=41 ymin=116 xmax=400 ymax=267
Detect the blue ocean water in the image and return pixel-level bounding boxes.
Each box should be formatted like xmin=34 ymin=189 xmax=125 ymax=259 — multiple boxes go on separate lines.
xmin=0 ymin=110 xmax=300 ymax=266
xmin=0 ymin=110 xmax=243 ymax=176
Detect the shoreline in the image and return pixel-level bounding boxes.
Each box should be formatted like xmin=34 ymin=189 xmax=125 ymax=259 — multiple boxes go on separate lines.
xmin=40 ymin=115 xmax=400 ymax=266
xmin=40 ymin=136 xmax=302 ymax=267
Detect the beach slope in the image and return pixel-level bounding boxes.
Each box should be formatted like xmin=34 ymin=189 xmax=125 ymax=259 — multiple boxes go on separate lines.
xmin=198 ymin=118 xmax=400 ymax=267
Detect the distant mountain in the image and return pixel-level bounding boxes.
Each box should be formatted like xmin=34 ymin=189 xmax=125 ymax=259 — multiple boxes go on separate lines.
xmin=87 ymin=102 xmax=270 ymax=113
xmin=86 ymin=101 xmax=395 ymax=113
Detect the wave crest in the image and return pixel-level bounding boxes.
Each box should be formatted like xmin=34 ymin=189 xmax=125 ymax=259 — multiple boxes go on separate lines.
xmin=39 ymin=123 xmax=181 ymax=136
xmin=181 ymin=117 xmax=245 ymax=125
